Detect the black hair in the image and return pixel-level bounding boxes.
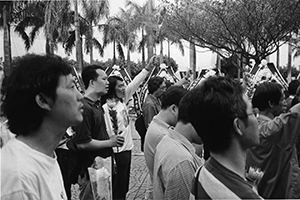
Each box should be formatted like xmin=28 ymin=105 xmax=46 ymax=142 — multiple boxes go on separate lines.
xmin=252 ymin=82 xmax=282 ymax=111
xmin=180 ymin=76 xmax=247 ymax=153
xmin=81 ymin=64 xmax=105 ymax=89
xmin=147 ymin=76 xmax=164 ymax=94
xmin=161 ymin=86 xmax=188 ymax=109
xmin=1 ymin=54 xmax=72 ymax=136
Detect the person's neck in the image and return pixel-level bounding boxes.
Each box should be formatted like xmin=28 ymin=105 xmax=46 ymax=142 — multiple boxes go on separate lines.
xmin=174 ymin=121 xmax=193 ymax=143
xmin=260 ymin=110 xmax=274 ymax=119
xmin=17 ymin=121 xmax=66 ymax=158
xmin=84 ymin=89 xmax=100 ymax=102
xmin=210 ymin=146 xmax=247 ymax=179
xmin=156 ymin=110 xmax=174 ymax=126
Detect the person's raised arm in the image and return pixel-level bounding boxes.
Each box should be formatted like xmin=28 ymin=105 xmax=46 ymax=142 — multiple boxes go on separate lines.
xmin=125 ymin=55 xmax=159 ymax=103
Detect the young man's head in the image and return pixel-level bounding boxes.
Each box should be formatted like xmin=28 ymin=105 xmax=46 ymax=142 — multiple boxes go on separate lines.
xmin=288 ymin=80 xmax=300 ymax=96
xmin=160 ymin=85 xmax=188 ymax=126
xmin=147 ymin=76 xmax=166 ymax=98
xmin=82 ymin=65 xmax=109 ymax=97
xmin=181 ymin=76 xmax=259 ymax=154
xmin=1 ymin=54 xmax=83 ymax=136
xmin=252 ymin=82 xmax=287 ymax=117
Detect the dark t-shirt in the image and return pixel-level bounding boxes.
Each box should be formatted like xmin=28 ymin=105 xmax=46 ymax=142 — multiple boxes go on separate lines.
xmin=68 ymin=97 xmax=113 ymax=176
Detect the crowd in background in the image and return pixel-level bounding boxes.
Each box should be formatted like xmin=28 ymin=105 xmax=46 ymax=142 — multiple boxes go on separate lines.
xmin=1 ymin=53 xmax=300 ymax=200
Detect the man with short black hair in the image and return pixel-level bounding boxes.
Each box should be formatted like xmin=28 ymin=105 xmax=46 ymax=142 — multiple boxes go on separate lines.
xmin=67 ymin=64 xmax=124 ymax=200
xmin=189 ymin=76 xmax=261 ymax=199
xmin=1 ymin=54 xmax=84 ymax=200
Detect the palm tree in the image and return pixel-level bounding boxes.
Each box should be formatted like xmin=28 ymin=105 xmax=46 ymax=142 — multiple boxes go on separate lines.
xmin=81 ymin=0 xmax=109 ymax=64
xmin=100 ymin=17 xmax=126 ymax=65
xmin=0 ymin=1 xmax=13 ymax=77
xmin=126 ymin=0 xmax=156 ymax=68
xmin=117 ymin=8 xmax=139 ymax=76
xmin=13 ymin=1 xmax=73 ymax=55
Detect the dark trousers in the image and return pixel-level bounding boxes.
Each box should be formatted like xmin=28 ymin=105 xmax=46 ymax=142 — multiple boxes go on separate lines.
xmin=55 ymin=148 xmax=72 ymax=200
xmin=112 ymin=150 xmax=132 ymax=200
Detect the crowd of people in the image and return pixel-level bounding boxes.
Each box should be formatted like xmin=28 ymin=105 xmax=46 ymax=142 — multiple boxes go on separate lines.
xmin=1 ymin=53 xmax=300 ymax=200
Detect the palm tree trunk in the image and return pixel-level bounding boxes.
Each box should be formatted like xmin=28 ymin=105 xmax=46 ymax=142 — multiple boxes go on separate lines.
xmin=89 ymin=22 xmax=93 ymax=64
xmin=147 ymin=0 xmax=154 ymax=61
xmin=167 ymin=40 xmax=170 ymax=66
xmin=276 ymin=47 xmax=280 ymax=69
xmin=113 ymin=40 xmax=116 ymax=65
xmin=287 ymin=42 xmax=292 ymax=83
xmin=74 ymin=0 xmax=83 ymax=72
xmin=3 ymin=5 xmax=12 ymax=77
xmin=160 ymin=40 xmax=163 ymax=65
xmin=126 ymin=45 xmax=131 ymax=77
xmin=190 ymin=40 xmax=196 ymax=80
xmin=142 ymin=28 xmax=145 ymax=68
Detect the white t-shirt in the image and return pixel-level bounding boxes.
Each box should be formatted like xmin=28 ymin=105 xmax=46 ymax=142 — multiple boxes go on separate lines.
xmin=1 ymin=138 xmax=67 ymax=200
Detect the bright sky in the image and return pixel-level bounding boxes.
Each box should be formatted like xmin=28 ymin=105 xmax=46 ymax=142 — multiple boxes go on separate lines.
xmin=1 ymin=0 xmax=299 ymax=71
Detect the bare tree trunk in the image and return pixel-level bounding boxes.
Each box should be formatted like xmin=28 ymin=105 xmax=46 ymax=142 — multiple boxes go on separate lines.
xmin=74 ymin=0 xmax=83 ymax=72
xmin=287 ymin=42 xmax=292 ymax=83
xmin=190 ymin=40 xmax=196 ymax=80
xmin=3 ymin=5 xmax=12 ymax=77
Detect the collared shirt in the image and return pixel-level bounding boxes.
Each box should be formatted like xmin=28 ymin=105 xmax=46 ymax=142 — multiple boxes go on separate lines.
xmin=246 ymin=103 xmax=300 ymax=199
xmin=190 ymin=157 xmax=262 ymax=199
xmin=68 ymin=97 xmax=113 ymax=175
xmin=153 ymin=129 xmax=204 ymax=200
xmin=142 ymin=94 xmax=161 ymax=129
xmin=144 ymin=116 xmax=172 ymax=181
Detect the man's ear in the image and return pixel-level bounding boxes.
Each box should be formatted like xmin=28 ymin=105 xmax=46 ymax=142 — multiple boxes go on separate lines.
xmin=35 ymin=93 xmax=52 ymax=110
xmin=233 ymin=118 xmax=243 ymax=136
xmin=170 ymin=104 xmax=178 ymax=115
xmin=268 ymin=100 xmax=274 ymax=108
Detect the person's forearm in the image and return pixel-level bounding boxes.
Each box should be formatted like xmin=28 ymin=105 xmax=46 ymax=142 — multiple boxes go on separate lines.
xmin=76 ymin=139 xmax=112 ymax=151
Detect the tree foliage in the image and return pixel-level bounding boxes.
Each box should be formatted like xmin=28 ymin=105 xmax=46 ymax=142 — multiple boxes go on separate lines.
xmin=166 ymin=0 xmax=300 ymax=66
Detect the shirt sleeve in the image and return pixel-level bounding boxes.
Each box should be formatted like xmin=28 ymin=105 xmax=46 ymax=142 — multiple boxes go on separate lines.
xmin=260 ymin=103 xmax=300 ymax=149
xmin=143 ymin=103 xmax=158 ymax=129
xmin=125 ymin=69 xmax=148 ymax=104
xmin=163 ymin=160 xmax=196 ymax=200
xmin=72 ymin=106 xmax=93 ymax=146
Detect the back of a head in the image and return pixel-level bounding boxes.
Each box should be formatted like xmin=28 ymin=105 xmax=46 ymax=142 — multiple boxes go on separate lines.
xmin=1 ymin=54 xmax=72 ymax=136
xmin=252 ymin=82 xmax=282 ymax=111
xmin=161 ymin=86 xmax=188 ymax=109
xmin=180 ymin=76 xmax=247 ymax=154
xmin=81 ymin=64 xmax=105 ymax=89
xmin=288 ymin=80 xmax=300 ymax=96
xmin=148 ymin=76 xmax=164 ymax=94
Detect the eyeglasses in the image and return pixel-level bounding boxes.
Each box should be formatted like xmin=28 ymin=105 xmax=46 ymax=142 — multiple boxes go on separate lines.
xmin=246 ymin=108 xmax=260 ymax=118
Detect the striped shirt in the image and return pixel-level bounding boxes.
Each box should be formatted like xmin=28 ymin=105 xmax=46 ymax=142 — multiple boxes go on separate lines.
xmin=153 ymin=129 xmax=204 ymax=200
xmin=190 ymin=157 xmax=262 ymax=199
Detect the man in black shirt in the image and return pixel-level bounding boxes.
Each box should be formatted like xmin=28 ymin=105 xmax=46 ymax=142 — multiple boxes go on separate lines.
xmin=68 ymin=65 xmax=124 ymax=200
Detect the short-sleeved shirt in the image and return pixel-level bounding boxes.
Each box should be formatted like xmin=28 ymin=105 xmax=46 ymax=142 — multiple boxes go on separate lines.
xmin=68 ymin=97 xmax=113 ymax=175
xmin=142 ymin=94 xmax=161 ymax=129
xmin=153 ymin=129 xmax=204 ymax=199
xmin=190 ymin=157 xmax=262 ymax=199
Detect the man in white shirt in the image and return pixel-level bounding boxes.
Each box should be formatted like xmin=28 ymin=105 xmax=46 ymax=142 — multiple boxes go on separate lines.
xmin=1 ymin=54 xmax=84 ymax=200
